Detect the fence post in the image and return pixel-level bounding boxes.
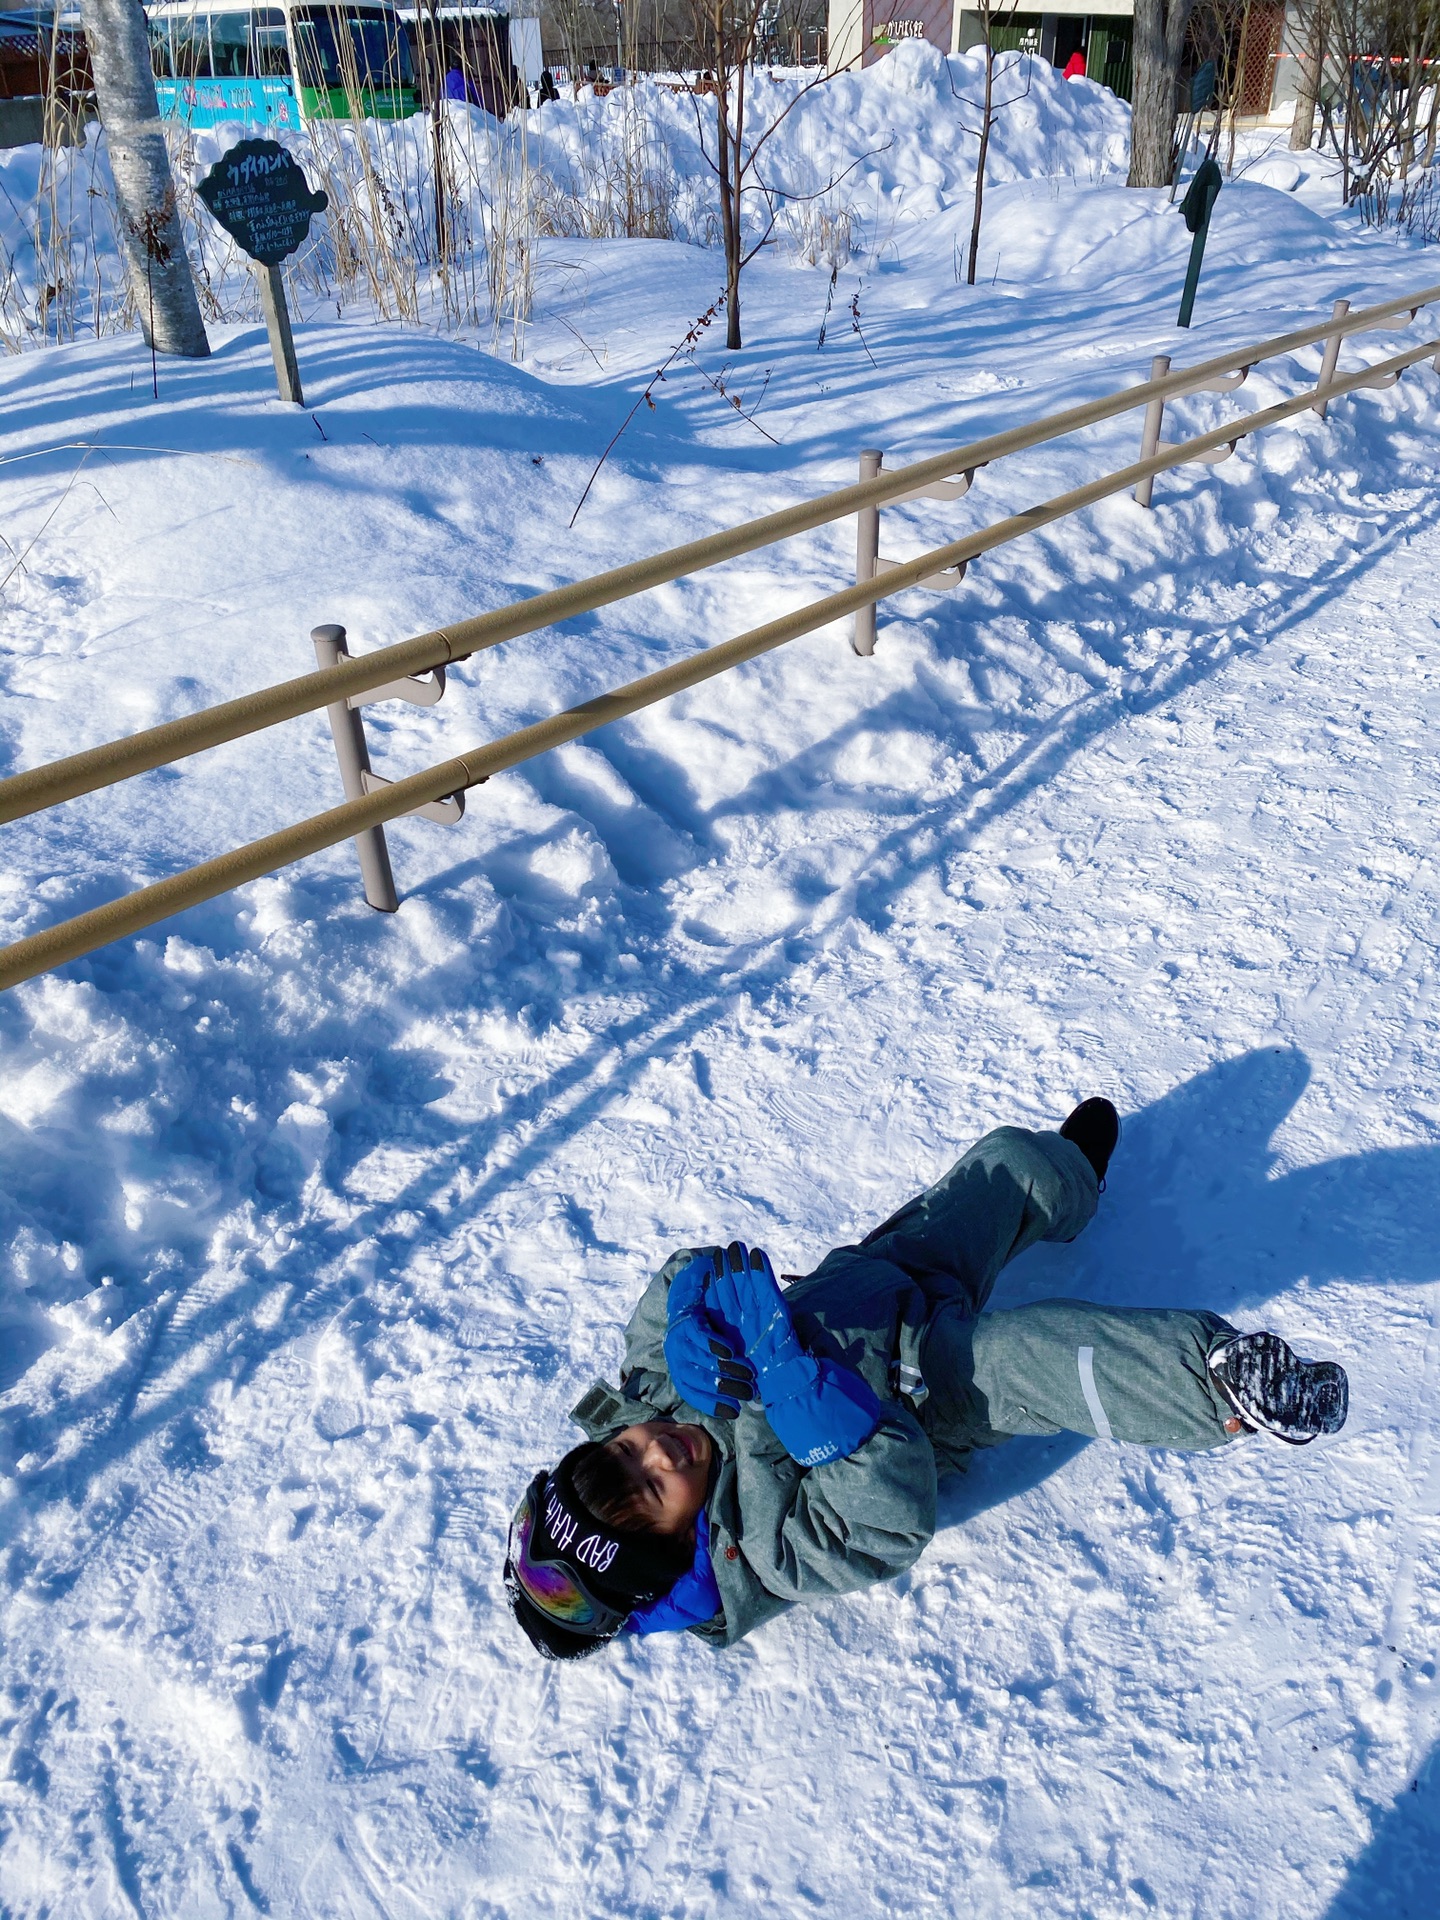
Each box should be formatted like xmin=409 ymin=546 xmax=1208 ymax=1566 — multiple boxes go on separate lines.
xmin=1134 ymin=356 xmax=1171 ymax=509
xmin=853 ymin=448 xmax=883 ymax=656
xmin=311 ymin=624 xmax=400 ymax=913
xmin=1315 ymin=298 xmax=1350 ymax=418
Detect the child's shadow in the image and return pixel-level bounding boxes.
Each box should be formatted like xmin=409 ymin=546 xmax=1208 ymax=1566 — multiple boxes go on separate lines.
xmin=993 ymin=1046 xmax=1440 ymax=1320
xmin=936 ymin=1430 xmax=1090 ymax=1527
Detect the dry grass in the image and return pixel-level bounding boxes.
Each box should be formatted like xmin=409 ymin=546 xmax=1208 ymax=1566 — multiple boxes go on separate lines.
xmin=0 ymin=41 xmax=688 ymax=361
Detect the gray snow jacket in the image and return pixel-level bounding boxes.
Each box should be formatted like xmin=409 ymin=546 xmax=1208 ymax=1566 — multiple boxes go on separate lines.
xmin=569 ymin=1244 xmax=944 ymax=1649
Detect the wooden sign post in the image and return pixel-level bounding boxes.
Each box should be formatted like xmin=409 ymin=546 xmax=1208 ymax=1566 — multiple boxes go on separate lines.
xmin=255 ymin=259 xmax=304 ymax=406
xmin=196 ymin=139 xmax=328 ymax=406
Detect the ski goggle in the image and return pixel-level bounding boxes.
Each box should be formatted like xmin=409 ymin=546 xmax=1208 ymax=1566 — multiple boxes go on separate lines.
xmin=504 ymin=1473 xmax=631 ymax=1640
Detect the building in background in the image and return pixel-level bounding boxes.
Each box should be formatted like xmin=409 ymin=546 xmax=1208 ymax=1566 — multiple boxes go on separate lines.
xmin=827 ymin=1 xmax=1300 ymax=118
xmin=950 ymin=7 xmax=1136 ymax=98
xmin=532 ymin=3 xmax=826 ymax=84
xmin=0 ymin=5 xmax=89 ymax=146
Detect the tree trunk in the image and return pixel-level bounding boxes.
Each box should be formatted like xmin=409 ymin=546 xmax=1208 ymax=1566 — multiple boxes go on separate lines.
xmin=1288 ymin=1 xmax=1326 ymax=150
xmin=81 ymin=0 xmax=210 ymax=358
xmin=715 ymin=64 xmax=743 ymax=349
xmin=1424 ymin=58 xmax=1440 ymax=166
xmin=725 ymin=234 xmax=742 ymax=348
xmin=966 ymin=32 xmax=995 ymax=286
xmin=1128 ymin=0 xmax=1192 ymax=188
xmin=727 ymin=60 xmax=745 ymax=348
xmin=1396 ymin=12 xmax=1438 ymax=179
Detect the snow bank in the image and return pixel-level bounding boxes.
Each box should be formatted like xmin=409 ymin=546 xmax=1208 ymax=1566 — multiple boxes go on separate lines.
xmin=518 ymin=43 xmax=1132 ymax=248
xmin=0 ymin=43 xmax=1129 ymax=347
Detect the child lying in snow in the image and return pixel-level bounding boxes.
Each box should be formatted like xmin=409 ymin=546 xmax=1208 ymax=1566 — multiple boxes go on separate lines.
xmin=506 ymin=1103 xmax=1348 ymax=1660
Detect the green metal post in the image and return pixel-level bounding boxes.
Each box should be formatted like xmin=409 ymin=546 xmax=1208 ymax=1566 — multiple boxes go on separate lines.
xmin=1177 ymin=157 xmax=1223 ymax=331
xmin=1177 ymin=221 xmax=1210 ymax=329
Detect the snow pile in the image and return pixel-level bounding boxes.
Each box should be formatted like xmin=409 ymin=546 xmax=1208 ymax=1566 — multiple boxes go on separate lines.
xmin=0 ymin=130 xmax=134 ymax=347
xmin=518 ymin=42 xmax=1132 ymax=248
xmin=0 ymin=114 xmax=465 ymax=349
xmin=0 ymin=42 xmax=1129 ymax=347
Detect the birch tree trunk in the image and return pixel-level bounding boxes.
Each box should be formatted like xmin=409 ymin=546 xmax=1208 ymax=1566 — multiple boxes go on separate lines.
xmin=81 ymin=0 xmax=210 ymax=357
xmin=1128 ymin=0 xmax=1194 ymax=188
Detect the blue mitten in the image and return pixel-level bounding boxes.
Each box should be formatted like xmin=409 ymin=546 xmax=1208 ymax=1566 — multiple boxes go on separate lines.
xmin=708 ymin=1241 xmax=882 ymax=1467
xmin=663 ymin=1251 xmax=756 ymax=1419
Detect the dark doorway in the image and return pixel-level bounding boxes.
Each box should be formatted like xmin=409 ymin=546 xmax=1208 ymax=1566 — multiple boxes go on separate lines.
xmin=1054 ymin=15 xmax=1088 ymax=68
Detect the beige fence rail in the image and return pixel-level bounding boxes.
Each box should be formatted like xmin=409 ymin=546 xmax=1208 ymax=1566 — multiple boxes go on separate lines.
xmin=0 ymin=283 xmax=1437 ymax=993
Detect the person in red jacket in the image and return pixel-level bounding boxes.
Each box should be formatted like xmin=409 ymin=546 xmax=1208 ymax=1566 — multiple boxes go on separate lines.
xmin=1063 ymin=49 xmax=1087 ymax=79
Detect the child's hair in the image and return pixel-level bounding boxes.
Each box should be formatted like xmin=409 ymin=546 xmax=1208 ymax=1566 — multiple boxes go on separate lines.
xmin=571 ymin=1438 xmax=654 ymax=1533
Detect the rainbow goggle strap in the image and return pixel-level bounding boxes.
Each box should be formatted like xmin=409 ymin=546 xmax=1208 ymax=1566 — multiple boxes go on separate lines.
xmin=506 ymin=1451 xmax=695 ymax=1637
xmin=505 ymin=1471 xmax=634 ymax=1640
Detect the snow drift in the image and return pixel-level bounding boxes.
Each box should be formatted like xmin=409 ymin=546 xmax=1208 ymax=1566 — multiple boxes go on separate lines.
xmin=0 ymin=43 xmax=1131 ymax=347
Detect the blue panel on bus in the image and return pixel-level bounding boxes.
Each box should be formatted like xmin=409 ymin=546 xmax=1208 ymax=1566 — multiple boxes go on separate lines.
xmin=155 ymin=77 xmax=301 ymax=131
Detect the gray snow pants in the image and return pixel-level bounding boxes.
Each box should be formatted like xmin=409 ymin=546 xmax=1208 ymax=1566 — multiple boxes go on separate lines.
xmin=861 ymin=1127 xmax=1239 ymax=1458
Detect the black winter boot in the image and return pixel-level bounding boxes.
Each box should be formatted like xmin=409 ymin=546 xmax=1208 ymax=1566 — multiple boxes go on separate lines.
xmin=1208 ymin=1331 xmax=1348 ymax=1445
xmin=1060 ymin=1098 xmax=1120 ymax=1184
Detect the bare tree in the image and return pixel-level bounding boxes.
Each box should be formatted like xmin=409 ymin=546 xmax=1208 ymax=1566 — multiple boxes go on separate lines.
xmin=548 ymin=1 xmax=728 ymax=81
xmin=754 ymin=0 xmax=828 ymax=65
xmin=683 ymin=0 xmax=851 ymax=349
xmin=80 ymin=0 xmax=210 ymax=358
xmin=1323 ymin=0 xmax=1440 ymax=205
xmin=952 ymin=0 xmax=1030 ymax=286
xmin=1128 ymin=0 xmax=1196 ymax=187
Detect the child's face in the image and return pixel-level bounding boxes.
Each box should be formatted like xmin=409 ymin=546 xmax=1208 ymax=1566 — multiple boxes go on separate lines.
xmin=603 ymin=1419 xmax=714 ymax=1537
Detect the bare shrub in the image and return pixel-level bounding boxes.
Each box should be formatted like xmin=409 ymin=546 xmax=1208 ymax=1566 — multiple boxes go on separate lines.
xmin=780 ymin=194 xmax=856 ymax=269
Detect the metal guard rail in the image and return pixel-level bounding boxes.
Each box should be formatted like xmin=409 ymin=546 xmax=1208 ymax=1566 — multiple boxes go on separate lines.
xmin=0 ymin=281 xmax=1436 ymax=830
xmin=0 ymin=309 xmax=1436 ymax=993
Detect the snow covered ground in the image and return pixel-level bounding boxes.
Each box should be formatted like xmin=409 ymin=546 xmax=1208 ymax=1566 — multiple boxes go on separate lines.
xmin=2 ymin=46 xmax=1440 ymax=1919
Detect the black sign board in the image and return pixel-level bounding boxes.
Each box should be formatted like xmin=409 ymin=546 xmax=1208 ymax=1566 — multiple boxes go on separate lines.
xmin=196 ymin=139 xmax=328 ymax=267
xmin=1180 ymin=156 xmax=1223 ymax=235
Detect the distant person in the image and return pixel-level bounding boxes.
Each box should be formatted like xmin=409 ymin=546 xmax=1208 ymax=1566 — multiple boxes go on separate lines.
xmin=443 ymin=64 xmax=481 ymax=107
xmin=538 ymin=67 xmax=559 ymax=105
xmin=1063 ymin=49 xmax=1087 ymax=79
xmin=505 ymin=1102 xmax=1349 ymax=1660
